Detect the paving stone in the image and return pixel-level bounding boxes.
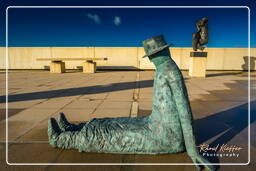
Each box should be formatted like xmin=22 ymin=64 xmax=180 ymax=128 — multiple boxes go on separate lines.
xmin=17 ymin=121 xmax=48 ymax=142
xmin=0 ymin=143 xmax=48 ymax=171
xmin=0 ymin=121 xmax=38 ymax=142
xmin=193 ymin=101 xmax=245 ymax=118
xmin=54 ymin=149 xmax=124 ymax=163
xmin=80 ymin=93 xmax=108 ymax=100
xmin=7 ymin=99 xmax=46 ymax=109
xmin=8 ymin=108 xmax=58 ymax=122
xmin=0 ymin=103 xmax=5 ymax=109
xmin=7 ymin=143 xmax=62 ymax=163
xmin=189 ymin=93 xmax=222 ymax=102
xmin=138 ymin=101 xmax=152 ymax=117
xmin=32 ymin=98 xmax=74 ymax=109
xmin=92 ymin=108 xmax=131 ymax=118
xmin=64 ymin=99 xmax=102 ymax=109
xmin=139 ymin=92 xmax=153 ymax=99
xmin=98 ymin=101 xmax=132 ymax=109
xmin=52 ymin=108 xmax=93 ymax=122
xmin=0 ymin=143 xmax=5 ymax=151
xmin=138 ymin=101 xmax=152 ymax=110
xmin=211 ymin=91 xmax=248 ymax=102
xmin=139 ymin=87 xmax=153 ymax=92
xmin=0 ymin=108 xmax=25 ymax=122
xmin=107 ymin=92 xmax=134 ymax=101
xmin=138 ymin=98 xmax=152 ymax=102
xmin=132 ymin=152 xmax=191 ymax=163
xmin=190 ymin=101 xmax=218 ymax=119
xmin=138 ymin=109 xmax=151 ymax=117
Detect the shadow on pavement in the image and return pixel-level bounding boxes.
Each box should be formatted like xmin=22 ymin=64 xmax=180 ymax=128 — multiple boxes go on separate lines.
xmin=206 ymin=72 xmax=243 ymax=77
xmin=138 ymin=100 xmax=254 ymax=166
xmin=0 ymin=109 xmax=25 ymax=121
xmin=0 ymin=80 xmax=154 ymax=103
xmin=1 ymin=73 xmax=192 ymax=103
xmin=194 ymin=100 xmax=255 ymax=164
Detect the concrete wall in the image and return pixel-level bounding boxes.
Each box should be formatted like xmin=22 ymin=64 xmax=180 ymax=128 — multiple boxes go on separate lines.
xmin=0 ymin=47 xmax=255 ymax=70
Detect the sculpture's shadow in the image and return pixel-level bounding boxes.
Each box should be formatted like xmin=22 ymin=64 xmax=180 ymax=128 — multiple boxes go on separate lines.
xmin=2 ymin=77 xmax=190 ymax=103
xmin=206 ymin=72 xmax=242 ymax=77
xmin=138 ymin=100 xmax=255 ymax=165
xmin=194 ymin=100 xmax=254 ymax=162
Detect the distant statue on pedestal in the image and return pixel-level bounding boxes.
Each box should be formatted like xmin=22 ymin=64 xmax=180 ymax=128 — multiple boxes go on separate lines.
xmin=48 ymin=35 xmax=215 ymax=171
xmin=192 ymin=17 xmax=209 ymax=51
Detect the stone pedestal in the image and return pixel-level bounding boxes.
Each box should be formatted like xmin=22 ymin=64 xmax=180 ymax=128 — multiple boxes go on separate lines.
xmin=189 ymin=52 xmax=207 ymax=77
xmin=50 ymin=61 xmax=65 ymax=73
xmin=82 ymin=61 xmax=96 ymax=73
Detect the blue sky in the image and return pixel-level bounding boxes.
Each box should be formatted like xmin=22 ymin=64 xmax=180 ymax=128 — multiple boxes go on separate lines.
xmin=0 ymin=0 xmax=254 ymax=48
xmin=5 ymin=7 xmax=249 ymax=47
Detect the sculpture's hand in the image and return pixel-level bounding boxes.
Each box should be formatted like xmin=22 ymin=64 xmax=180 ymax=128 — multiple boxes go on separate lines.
xmin=190 ymin=154 xmax=216 ymax=171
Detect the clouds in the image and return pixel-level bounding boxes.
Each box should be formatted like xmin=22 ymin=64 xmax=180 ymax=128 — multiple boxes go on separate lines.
xmin=86 ymin=13 xmax=121 ymax=26
xmin=86 ymin=13 xmax=101 ymax=24
xmin=113 ymin=16 xmax=121 ymax=26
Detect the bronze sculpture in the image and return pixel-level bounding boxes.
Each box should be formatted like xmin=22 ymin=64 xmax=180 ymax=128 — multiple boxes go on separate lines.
xmin=48 ymin=35 xmax=215 ymax=171
xmin=192 ymin=17 xmax=209 ymax=51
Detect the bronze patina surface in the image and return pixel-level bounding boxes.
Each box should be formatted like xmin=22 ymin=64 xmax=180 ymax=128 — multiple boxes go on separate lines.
xmin=192 ymin=17 xmax=209 ymax=51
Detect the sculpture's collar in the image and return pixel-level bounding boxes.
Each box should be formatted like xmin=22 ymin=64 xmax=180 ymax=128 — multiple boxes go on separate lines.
xmin=149 ymin=48 xmax=171 ymax=71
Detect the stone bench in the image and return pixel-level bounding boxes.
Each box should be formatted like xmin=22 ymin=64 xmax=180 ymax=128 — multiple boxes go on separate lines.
xmin=36 ymin=58 xmax=108 ymax=73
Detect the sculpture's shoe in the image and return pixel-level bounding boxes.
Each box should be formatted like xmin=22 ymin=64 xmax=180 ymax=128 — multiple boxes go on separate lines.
xmin=57 ymin=112 xmax=84 ymax=131
xmin=48 ymin=118 xmax=62 ymax=148
xmin=58 ymin=112 xmax=71 ymax=131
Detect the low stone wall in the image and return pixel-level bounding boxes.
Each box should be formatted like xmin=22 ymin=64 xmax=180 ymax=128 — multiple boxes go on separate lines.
xmin=0 ymin=47 xmax=255 ymax=70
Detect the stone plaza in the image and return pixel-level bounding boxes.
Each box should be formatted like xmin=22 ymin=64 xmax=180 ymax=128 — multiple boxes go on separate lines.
xmin=0 ymin=69 xmax=255 ymax=171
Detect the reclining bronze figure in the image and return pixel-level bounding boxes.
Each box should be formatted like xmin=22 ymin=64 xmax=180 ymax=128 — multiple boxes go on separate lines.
xmin=48 ymin=35 xmax=215 ymax=171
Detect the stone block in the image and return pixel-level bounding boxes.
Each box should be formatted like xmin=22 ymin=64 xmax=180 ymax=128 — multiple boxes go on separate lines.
xmin=82 ymin=61 xmax=96 ymax=73
xmin=50 ymin=61 xmax=65 ymax=73
xmin=189 ymin=52 xmax=208 ymax=77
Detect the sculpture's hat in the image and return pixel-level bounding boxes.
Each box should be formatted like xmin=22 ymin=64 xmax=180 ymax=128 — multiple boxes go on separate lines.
xmin=142 ymin=35 xmax=171 ymax=58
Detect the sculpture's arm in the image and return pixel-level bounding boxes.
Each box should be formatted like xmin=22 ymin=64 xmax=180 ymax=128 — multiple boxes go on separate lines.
xmin=168 ymin=78 xmax=198 ymax=156
xmin=167 ymin=77 xmax=215 ymax=171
